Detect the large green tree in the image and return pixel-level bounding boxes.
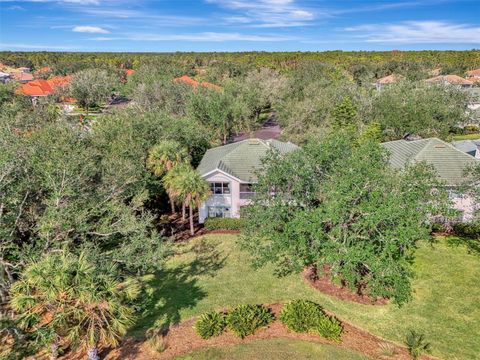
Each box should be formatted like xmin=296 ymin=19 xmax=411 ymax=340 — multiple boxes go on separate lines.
xmin=241 ymin=131 xmax=449 ymax=305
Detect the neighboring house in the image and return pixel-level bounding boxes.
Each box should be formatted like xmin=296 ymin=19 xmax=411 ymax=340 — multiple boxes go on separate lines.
xmin=452 ymin=139 xmax=480 ymax=158
xmin=16 ymin=75 xmax=72 ymax=104
xmin=0 ymin=71 xmax=11 ymax=83
xmin=382 ymin=138 xmax=479 ymax=221
xmin=375 ymin=74 xmax=404 ymax=90
xmin=11 ymin=71 xmax=34 ymax=83
xmin=197 ymin=138 xmax=299 ymax=223
xmin=466 ymin=87 xmax=480 ymax=111
xmin=466 ymin=69 xmax=480 ymax=83
xmin=174 ymin=75 xmax=222 ymax=92
xmin=425 ymin=75 xmax=473 ymax=88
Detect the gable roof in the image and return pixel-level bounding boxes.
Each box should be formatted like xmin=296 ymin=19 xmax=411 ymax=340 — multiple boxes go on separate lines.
xmin=174 ymin=75 xmax=222 ymax=92
xmin=466 ymin=69 xmax=480 ymax=77
xmin=16 ymin=75 xmax=72 ymax=96
xmin=197 ymin=138 xmax=299 ymax=182
xmin=425 ymin=75 xmax=473 ymax=85
xmin=382 ymin=138 xmax=479 ymax=186
xmin=376 ymin=74 xmax=403 ymax=84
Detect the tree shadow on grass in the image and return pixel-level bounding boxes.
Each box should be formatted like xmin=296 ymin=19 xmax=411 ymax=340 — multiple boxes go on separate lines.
xmin=446 ymin=236 xmax=480 ymax=256
xmin=128 ymin=238 xmax=228 ymax=339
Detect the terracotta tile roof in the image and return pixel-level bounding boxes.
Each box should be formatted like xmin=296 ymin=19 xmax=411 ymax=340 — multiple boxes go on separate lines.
xmin=17 ymin=75 xmax=72 ymax=96
xmin=35 ymin=66 xmax=51 ymax=76
xmin=425 ymin=75 xmax=473 ymax=85
xmin=466 ymin=69 xmax=480 ymax=77
xmin=125 ymin=69 xmax=135 ymax=76
xmin=12 ymin=72 xmax=34 ymax=82
xmin=376 ymin=74 xmax=404 ymax=84
xmin=174 ymin=75 xmax=222 ymax=92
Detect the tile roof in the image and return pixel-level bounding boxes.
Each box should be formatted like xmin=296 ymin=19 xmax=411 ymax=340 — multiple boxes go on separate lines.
xmin=376 ymin=74 xmax=404 ymax=84
xmin=125 ymin=69 xmax=135 ymax=76
xmin=16 ymin=75 xmax=72 ymax=96
xmin=174 ymin=75 xmax=222 ymax=92
xmin=452 ymin=139 xmax=480 ymax=157
xmin=197 ymin=138 xmax=299 ymax=182
xmin=382 ymin=138 xmax=479 ymax=186
xmin=466 ymin=69 xmax=480 ymax=77
xmin=11 ymin=72 xmax=34 ymax=82
xmin=425 ymin=75 xmax=473 ymax=85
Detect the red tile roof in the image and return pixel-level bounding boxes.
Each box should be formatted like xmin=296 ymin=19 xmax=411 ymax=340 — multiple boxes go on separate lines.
xmin=12 ymin=72 xmax=34 ymax=82
xmin=376 ymin=74 xmax=404 ymax=84
xmin=125 ymin=69 xmax=135 ymax=76
xmin=466 ymin=69 xmax=480 ymax=77
xmin=17 ymin=75 xmax=72 ymax=96
xmin=174 ymin=75 xmax=222 ymax=92
xmin=425 ymin=75 xmax=473 ymax=86
xmin=35 ymin=66 xmax=51 ymax=76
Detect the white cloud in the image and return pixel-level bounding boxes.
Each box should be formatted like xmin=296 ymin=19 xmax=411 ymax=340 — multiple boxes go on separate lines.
xmin=344 ymin=21 xmax=480 ymax=44
xmin=0 ymin=42 xmax=79 ymax=50
xmin=73 ymin=25 xmax=109 ymax=33
xmin=90 ymin=32 xmax=297 ymax=42
xmin=207 ymin=0 xmax=316 ymax=27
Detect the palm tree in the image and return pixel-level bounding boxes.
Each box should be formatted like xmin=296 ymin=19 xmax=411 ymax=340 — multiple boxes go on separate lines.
xmin=180 ymin=166 xmax=210 ymax=236
xmin=10 ymin=252 xmax=139 ymax=360
xmin=163 ymin=163 xmax=191 ymax=222
xmin=147 ymin=140 xmax=189 ymax=213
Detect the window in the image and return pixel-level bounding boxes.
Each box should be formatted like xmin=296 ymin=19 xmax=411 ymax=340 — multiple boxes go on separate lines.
xmin=209 ymin=182 xmax=230 ymax=195
xmin=240 ymin=183 xmax=256 ymax=199
xmin=208 ymin=206 xmax=230 ymax=218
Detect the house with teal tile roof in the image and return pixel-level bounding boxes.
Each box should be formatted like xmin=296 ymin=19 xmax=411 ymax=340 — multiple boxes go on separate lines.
xmin=197 ymin=138 xmax=299 ymax=223
xmin=382 ymin=137 xmax=480 ymax=221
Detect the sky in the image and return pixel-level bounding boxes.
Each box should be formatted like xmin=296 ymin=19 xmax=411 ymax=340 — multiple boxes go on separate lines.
xmin=0 ymin=0 xmax=479 ymax=52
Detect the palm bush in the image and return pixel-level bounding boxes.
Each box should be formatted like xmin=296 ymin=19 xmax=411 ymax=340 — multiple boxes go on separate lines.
xmin=194 ymin=311 xmax=227 ymax=339
xmin=405 ymin=330 xmax=431 ymax=360
xmin=226 ymin=304 xmax=274 ymax=338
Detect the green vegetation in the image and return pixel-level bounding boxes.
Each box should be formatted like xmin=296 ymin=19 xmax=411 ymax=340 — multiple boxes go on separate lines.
xmin=405 ymin=330 xmax=432 ymax=360
xmin=133 ymin=234 xmax=479 ymax=360
xmin=174 ymin=338 xmax=371 ymax=360
xmin=204 ymin=217 xmax=244 ymax=230
xmin=280 ymin=300 xmax=342 ymax=341
xmin=194 ymin=311 xmax=227 ymax=339
xmin=450 ymin=133 xmax=480 ymax=141
xmin=226 ymin=304 xmax=274 ymax=338
xmin=242 ymin=132 xmax=449 ymax=304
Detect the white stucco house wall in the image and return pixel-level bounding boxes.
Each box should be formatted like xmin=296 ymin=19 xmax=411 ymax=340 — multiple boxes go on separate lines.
xmin=196 ymin=138 xmax=299 ymax=224
xmin=383 ymin=138 xmax=480 ymax=222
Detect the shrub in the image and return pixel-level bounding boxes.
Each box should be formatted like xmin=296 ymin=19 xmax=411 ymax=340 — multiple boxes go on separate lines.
xmin=145 ymin=334 xmax=167 ymax=353
xmin=279 ymin=300 xmax=324 ymax=333
xmin=314 ymin=315 xmax=343 ymax=341
xmin=194 ymin=311 xmax=227 ymax=339
xmin=279 ymin=300 xmax=343 ymax=341
xmin=405 ymin=330 xmax=431 ymax=360
xmin=453 ymin=222 xmax=480 ymax=239
xmin=204 ymin=217 xmax=244 ymax=230
xmin=226 ymin=304 xmax=274 ymax=338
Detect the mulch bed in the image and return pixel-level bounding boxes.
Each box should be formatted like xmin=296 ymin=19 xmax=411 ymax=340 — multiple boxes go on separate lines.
xmin=90 ymin=303 xmax=437 ymax=360
xmin=303 ymin=267 xmax=389 ymax=305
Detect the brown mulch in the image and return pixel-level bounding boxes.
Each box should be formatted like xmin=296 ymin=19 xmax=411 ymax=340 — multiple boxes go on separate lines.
xmin=90 ymin=303 xmax=437 ymax=360
xmin=303 ymin=267 xmax=389 ymax=305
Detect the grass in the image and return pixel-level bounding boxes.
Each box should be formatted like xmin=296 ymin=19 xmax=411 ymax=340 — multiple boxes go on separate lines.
xmin=132 ymin=235 xmax=480 ymax=360
xmin=450 ymin=133 xmax=480 ymax=141
xmin=173 ymin=338 xmax=371 ymax=360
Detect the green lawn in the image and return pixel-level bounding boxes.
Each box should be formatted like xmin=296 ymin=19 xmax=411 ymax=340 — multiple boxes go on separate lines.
xmin=173 ymin=338 xmax=371 ymax=360
xmin=450 ymin=133 xmax=480 ymax=141
xmin=132 ymin=235 xmax=480 ymax=360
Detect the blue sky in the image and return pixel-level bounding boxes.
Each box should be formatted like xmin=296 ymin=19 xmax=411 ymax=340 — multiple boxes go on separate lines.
xmin=0 ymin=0 xmax=479 ymax=52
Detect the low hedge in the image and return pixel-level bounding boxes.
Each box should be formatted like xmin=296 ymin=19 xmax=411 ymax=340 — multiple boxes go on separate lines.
xmin=204 ymin=217 xmax=244 ymax=230
xmin=194 ymin=311 xmax=227 ymax=339
xmin=280 ymin=300 xmax=343 ymax=341
xmin=226 ymin=304 xmax=275 ymax=338
xmin=453 ymin=222 xmax=480 ymax=238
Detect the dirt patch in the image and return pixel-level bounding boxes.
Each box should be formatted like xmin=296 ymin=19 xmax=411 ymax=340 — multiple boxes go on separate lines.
xmin=303 ymin=267 xmax=389 ymax=306
xmin=92 ymin=303 xmax=437 ymax=360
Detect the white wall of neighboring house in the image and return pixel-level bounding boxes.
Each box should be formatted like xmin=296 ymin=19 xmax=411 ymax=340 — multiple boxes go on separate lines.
xmin=199 ymin=170 xmax=254 ymax=223
xmin=450 ymin=192 xmax=476 ymax=222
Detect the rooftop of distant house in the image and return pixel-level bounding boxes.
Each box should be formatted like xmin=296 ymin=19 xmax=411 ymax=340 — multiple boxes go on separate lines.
xmin=466 ymin=69 xmax=480 ymax=77
xmin=174 ymin=75 xmax=222 ymax=92
xmin=376 ymin=74 xmax=404 ymax=84
xmin=425 ymin=74 xmax=473 ymax=86
xmin=16 ymin=75 xmax=72 ymax=97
